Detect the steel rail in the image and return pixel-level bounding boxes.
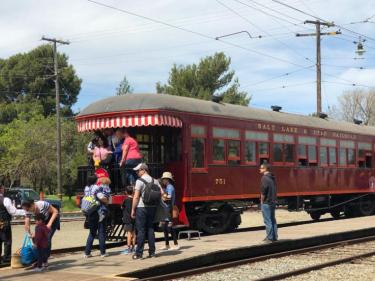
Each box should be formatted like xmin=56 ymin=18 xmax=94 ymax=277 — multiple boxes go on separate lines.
xmin=134 ymin=235 xmax=375 ymax=281
xmin=256 ymin=250 xmax=375 ymax=281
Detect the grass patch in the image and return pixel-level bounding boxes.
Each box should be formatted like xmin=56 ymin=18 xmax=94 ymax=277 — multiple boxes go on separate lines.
xmin=44 ymin=195 xmax=80 ymax=212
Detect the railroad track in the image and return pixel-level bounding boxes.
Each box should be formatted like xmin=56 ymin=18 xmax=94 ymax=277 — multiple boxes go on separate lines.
xmin=0 ymin=217 xmax=334 ymax=270
xmin=128 ymin=233 xmax=375 ymax=281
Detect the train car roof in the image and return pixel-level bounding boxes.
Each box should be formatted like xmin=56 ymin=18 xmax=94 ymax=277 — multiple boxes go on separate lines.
xmin=78 ymin=93 xmax=375 ymax=137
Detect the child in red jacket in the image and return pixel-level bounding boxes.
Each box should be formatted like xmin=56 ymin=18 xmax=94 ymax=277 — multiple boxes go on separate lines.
xmin=32 ymin=213 xmax=50 ymax=272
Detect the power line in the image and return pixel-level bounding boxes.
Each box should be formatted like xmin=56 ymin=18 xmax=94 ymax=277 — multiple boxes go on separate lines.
xmin=86 ymin=0 xmax=310 ymax=68
xmin=246 ymin=0 xmax=305 ymax=24
xmin=248 ymin=81 xmax=315 ymax=92
xmin=271 ymin=0 xmax=375 ymax=43
xmin=216 ymin=0 xmax=312 ymax=62
xmin=232 ymin=0 xmax=302 ymax=26
xmin=241 ymin=64 xmax=314 ymax=87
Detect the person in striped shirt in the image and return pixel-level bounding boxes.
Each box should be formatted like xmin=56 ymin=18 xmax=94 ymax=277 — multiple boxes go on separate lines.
xmin=21 ymin=200 xmax=59 ymax=260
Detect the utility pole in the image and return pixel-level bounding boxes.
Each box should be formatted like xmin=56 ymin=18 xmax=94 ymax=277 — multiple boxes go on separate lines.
xmin=296 ymin=21 xmax=341 ymax=115
xmin=41 ymin=36 xmax=70 ymax=202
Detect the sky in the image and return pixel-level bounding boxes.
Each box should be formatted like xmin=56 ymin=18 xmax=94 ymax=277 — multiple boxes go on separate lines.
xmin=1 ymin=0 xmax=375 ymax=115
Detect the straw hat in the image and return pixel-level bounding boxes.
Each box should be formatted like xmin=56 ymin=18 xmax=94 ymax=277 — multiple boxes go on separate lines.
xmin=161 ymin=172 xmax=174 ymax=181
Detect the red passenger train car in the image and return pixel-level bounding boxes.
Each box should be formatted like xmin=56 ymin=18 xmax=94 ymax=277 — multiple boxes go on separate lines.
xmin=76 ymin=94 xmax=375 ymax=236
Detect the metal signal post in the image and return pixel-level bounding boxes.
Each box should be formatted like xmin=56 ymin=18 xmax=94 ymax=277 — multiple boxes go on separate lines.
xmin=41 ymin=36 xmax=70 ymax=202
xmin=296 ymin=21 xmax=341 ymax=115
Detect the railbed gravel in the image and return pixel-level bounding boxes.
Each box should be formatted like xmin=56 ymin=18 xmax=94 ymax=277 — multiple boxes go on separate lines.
xmin=178 ymin=242 xmax=375 ymax=281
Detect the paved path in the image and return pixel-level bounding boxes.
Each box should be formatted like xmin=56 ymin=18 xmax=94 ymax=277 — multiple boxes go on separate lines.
xmin=10 ymin=209 xmax=330 ymax=252
xmin=1 ymin=215 xmax=374 ymax=281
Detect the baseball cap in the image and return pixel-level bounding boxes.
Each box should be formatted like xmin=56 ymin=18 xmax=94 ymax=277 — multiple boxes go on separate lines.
xmin=133 ymin=163 xmax=148 ymax=171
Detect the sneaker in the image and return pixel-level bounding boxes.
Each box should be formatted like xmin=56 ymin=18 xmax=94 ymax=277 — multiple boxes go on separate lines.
xmin=170 ymin=245 xmax=180 ymax=250
xmin=42 ymin=262 xmax=49 ymax=268
xmin=32 ymin=267 xmax=44 ymax=272
xmin=148 ymin=253 xmax=156 ymax=258
xmin=159 ymin=245 xmax=170 ymax=251
xmin=263 ymin=239 xmax=273 ymax=244
xmin=132 ymin=254 xmax=143 ymax=260
xmin=121 ymin=248 xmax=131 ymax=255
xmin=83 ymin=254 xmax=93 ymax=258
xmin=100 ymin=253 xmax=109 ymax=258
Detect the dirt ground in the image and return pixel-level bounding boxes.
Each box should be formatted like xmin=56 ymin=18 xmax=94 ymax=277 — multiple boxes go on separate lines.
xmin=10 ymin=209 xmax=329 ymax=252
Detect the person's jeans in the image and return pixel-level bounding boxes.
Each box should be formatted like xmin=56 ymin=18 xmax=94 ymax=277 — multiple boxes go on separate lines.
xmin=36 ymin=248 xmax=48 ymax=268
xmin=135 ymin=207 xmax=156 ymax=257
xmin=0 ymin=224 xmax=12 ymax=262
xmin=261 ymin=203 xmax=278 ymax=241
xmin=85 ymin=214 xmax=107 ymax=255
xmin=120 ymin=158 xmax=142 ymax=187
xmin=46 ymin=216 xmax=59 ymax=258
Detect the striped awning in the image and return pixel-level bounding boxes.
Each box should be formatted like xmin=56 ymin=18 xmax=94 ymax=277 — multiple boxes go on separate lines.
xmin=77 ymin=114 xmax=182 ymax=132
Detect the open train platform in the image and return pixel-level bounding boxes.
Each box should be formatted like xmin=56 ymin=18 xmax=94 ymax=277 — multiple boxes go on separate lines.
xmin=1 ymin=215 xmax=374 ymax=281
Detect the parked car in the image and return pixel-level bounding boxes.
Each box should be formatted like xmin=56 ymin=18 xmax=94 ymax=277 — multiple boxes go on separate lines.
xmin=4 ymin=187 xmax=61 ymax=211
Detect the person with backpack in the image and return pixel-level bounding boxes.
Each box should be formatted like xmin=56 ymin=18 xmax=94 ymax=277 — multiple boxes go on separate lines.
xmin=83 ymin=175 xmax=109 ymax=258
xmin=131 ymin=163 xmax=163 ymax=260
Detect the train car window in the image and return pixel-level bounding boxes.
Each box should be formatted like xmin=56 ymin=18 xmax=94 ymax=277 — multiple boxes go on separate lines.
xmin=366 ymin=155 xmax=372 ymax=168
xmin=245 ymin=131 xmax=269 ymax=141
xmin=192 ymin=138 xmax=205 ymax=168
xmin=308 ymin=145 xmax=317 ymax=165
xmin=298 ymin=144 xmax=307 ymax=158
xmin=329 ymin=147 xmax=337 ymax=166
xmin=213 ymin=139 xmax=225 ymax=163
xmin=274 ymin=134 xmax=294 ymax=143
xmin=358 ymin=142 xmax=372 ymax=168
xmin=299 ymin=136 xmax=317 ymax=145
xmin=259 ymin=142 xmax=269 ymax=164
xmin=284 ymin=144 xmax=294 ymax=163
xmin=320 ymin=147 xmax=328 ymax=166
xmin=348 ymin=149 xmax=355 ymax=166
xmin=245 ymin=141 xmax=256 ymax=164
xmin=298 ymin=137 xmax=317 ymax=167
xmin=213 ymin=128 xmax=240 ymax=139
xmin=273 ymin=143 xmax=283 ymax=162
xmin=321 ymin=138 xmax=336 ymax=147
xmin=192 ymin=126 xmax=205 ymax=136
xmin=338 ymin=141 xmax=355 ymax=168
xmin=191 ymin=125 xmax=206 ymax=170
xmin=339 ymin=148 xmax=347 ymax=167
xmin=228 ymin=140 xmax=240 ymax=165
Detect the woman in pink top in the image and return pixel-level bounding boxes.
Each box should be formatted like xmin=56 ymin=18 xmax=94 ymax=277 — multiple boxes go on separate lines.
xmin=92 ymin=138 xmax=112 ymax=167
xmin=119 ymin=129 xmax=142 ymax=186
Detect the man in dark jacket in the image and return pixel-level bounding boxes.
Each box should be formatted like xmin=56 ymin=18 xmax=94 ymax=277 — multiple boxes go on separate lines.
xmin=259 ymin=163 xmax=278 ymax=242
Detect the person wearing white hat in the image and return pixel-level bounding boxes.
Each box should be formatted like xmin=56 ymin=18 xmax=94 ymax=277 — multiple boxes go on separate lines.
xmin=160 ymin=172 xmax=179 ymax=251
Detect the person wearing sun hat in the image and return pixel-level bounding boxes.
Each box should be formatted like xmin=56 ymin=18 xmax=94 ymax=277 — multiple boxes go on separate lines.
xmin=159 ymin=171 xmax=179 ymax=251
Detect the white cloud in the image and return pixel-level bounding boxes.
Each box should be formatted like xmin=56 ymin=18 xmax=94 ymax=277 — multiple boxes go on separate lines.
xmin=0 ymin=0 xmax=374 ymax=115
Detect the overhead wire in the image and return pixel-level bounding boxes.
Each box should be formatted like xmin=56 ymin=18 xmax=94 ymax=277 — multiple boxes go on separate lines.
xmin=85 ymin=0 xmax=310 ymax=68
xmin=271 ymin=0 xmax=375 ymax=43
xmin=216 ymin=0 xmax=312 ymax=62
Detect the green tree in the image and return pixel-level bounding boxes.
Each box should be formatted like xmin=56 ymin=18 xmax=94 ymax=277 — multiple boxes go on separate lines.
xmin=116 ymin=75 xmax=133 ymax=95
xmin=0 ymin=113 xmax=89 ymax=194
xmin=156 ymin=52 xmax=251 ymax=106
xmin=0 ymin=44 xmax=82 ymax=116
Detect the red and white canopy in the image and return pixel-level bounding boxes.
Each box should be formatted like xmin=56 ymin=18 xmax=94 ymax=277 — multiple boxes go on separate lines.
xmin=77 ymin=113 xmax=182 ymax=132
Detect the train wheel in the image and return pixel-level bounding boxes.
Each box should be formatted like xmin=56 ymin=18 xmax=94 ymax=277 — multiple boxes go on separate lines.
xmin=309 ymin=212 xmax=321 ymax=221
xmin=227 ymin=213 xmax=241 ymax=232
xmin=344 ymin=206 xmax=357 ymax=218
xmin=197 ymin=210 xmax=231 ymax=235
xmin=330 ymin=208 xmax=342 ymax=220
xmin=358 ymin=197 xmax=375 ymax=216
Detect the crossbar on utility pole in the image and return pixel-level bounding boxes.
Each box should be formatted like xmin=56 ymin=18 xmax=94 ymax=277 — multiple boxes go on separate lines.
xmin=296 ymin=21 xmax=341 ymax=115
xmin=41 ymin=36 xmax=70 ymax=202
